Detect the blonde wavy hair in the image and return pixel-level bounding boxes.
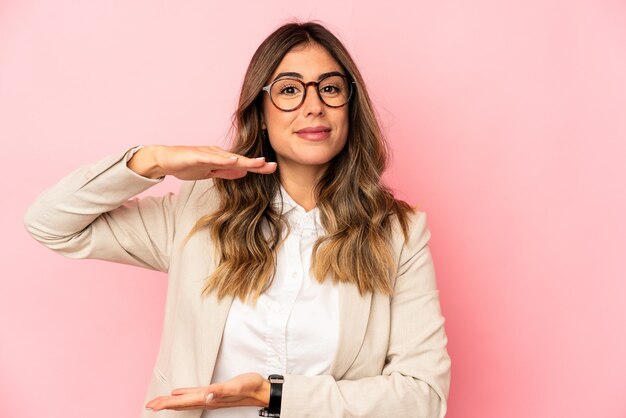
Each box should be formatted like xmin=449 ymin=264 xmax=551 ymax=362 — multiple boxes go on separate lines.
xmin=190 ymin=22 xmax=412 ymax=301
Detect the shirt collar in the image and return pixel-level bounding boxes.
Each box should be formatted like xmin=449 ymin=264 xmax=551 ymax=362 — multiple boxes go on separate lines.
xmin=272 ymin=186 xmax=323 ymax=231
xmin=273 ymin=185 xmax=298 ymax=215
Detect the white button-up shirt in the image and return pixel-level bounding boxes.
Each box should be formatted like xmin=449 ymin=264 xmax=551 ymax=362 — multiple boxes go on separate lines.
xmin=202 ymin=188 xmax=339 ymax=418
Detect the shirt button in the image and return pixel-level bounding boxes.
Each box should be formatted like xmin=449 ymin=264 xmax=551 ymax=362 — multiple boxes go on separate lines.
xmin=291 ymin=272 xmax=297 ymax=278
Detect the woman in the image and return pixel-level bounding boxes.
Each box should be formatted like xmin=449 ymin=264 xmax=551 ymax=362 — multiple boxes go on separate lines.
xmin=24 ymin=22 xmax=450 ymax=417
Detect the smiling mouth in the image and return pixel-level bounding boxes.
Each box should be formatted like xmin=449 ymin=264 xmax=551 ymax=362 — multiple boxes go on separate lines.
xmin=296 ymin=126 xmax=331 ymax=133
xmin=295 ymin=126 xmax=331 ymax=141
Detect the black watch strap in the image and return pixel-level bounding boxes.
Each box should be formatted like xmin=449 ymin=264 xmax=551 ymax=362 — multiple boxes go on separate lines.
xmin=259 ymin=374 xmax=284 ymax=417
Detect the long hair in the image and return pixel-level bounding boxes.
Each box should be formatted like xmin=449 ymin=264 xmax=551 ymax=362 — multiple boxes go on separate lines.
xmin=189 ymin=21 xmax=412 ymax=301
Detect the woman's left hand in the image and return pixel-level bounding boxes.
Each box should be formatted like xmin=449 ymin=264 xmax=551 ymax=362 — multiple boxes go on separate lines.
xmin=145 ymin=372 xmax=270 ymax=411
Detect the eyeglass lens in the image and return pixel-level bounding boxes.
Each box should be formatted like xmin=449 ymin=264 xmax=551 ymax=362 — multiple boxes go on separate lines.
xmin=269 ymin=75 xmax=351 ymax=111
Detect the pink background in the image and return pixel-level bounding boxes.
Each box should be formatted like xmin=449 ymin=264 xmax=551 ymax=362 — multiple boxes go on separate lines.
xmin=1 ymin=1 xmax=625 ymax=417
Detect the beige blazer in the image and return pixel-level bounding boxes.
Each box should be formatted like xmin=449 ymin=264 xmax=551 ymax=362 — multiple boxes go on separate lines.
xmin=24 ymin=149 xmax=451 ymax=418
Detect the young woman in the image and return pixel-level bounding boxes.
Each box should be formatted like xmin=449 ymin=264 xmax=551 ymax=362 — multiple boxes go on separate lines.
xmin=25 ymin=22 xmax=451 ymax=418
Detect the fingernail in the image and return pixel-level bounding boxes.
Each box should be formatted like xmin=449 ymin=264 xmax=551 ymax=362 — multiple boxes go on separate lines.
xmin=229 ymin=156 xmax=238 ymax=160
xmin=267 ymin=162 xmax=277 ymax=165
xmin=205 ymin=392 xmax=214 ymax=403
xmin=255 ymin=157 xmax=265 ymax=160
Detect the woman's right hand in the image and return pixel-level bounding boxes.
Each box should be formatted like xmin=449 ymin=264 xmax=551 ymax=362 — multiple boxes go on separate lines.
xmin=127 ymin=145 xmax=277 ymax=180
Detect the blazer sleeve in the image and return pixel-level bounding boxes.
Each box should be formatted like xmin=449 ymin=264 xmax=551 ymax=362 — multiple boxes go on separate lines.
xmin=24 ymin=148 xmax=193 ymax=272
xmin=280 ymin=211 xmax=451 ymax=418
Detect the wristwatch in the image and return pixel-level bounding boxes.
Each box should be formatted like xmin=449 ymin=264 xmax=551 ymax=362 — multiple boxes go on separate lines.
xmin=258 ymin=374 xmax=284 ymax=417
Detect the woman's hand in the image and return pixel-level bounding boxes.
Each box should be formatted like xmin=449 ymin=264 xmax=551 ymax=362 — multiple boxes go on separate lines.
xmin=145 ymin=372 xmax=270 ymax=412
xmin=127 ymin=145 xmax=277 ymax=180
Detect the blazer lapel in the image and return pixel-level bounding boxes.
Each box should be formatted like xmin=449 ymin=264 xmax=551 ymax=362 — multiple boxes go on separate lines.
xmin=193 ymin=271 xmax=373 ymax=383
xmin=198 ymin=292 xmax=234 ymax=385
xmin=329 ymin=281 xmax=373 ymax=379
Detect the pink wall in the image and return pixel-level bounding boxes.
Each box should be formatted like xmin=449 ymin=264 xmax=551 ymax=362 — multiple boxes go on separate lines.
xmin=2 ymin=1 xmax=625 ymax=417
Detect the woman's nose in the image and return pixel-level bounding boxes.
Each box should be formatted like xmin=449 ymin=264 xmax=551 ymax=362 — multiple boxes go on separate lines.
xmin=301 ymin=84 xmax=324 ymax=116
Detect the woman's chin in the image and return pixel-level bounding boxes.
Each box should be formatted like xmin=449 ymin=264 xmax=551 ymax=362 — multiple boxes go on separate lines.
xmin=283 ymin=157 xmax=334 ymax=170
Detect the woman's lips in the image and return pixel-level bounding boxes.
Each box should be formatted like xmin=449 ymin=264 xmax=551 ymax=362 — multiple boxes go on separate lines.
xmin=295 ymin=126 xmax=331 ymax=141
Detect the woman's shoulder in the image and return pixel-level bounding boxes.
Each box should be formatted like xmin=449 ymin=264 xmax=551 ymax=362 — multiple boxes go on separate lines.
xmin=391 ymin=208 xmax=432 ymax=257
xmin=176 ymin=178 xmax=221 ymax=212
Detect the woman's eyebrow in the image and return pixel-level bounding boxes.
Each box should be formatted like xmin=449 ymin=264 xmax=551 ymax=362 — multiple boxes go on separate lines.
xmin=273 ymin=71 xmax=303 ymax=81
xmin=272 ymin=70 xmax=345 ymax=82
xmin=317 ymin=71 xmax=344 ymax=80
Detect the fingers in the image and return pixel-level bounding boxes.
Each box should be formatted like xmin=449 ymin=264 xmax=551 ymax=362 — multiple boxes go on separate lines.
xmin=211 ymin=169 xmax=249 ymax=180
xmin=145 ymin=390 xmax=206 ymax=411
xmin=209 ymin=161 xmax=277 ymax=180
xmin=192 ymin=149 xmax=277 ymax=176
xmin=146 ymin=385 xmax=221 ymax=411
xmin=192 ymin=146 xmax=256 ymax=164
xmin=157 ymin=145 xmax=278 ymax=181
xmin=195 ymin=146 xmax=242 ymax=161
xmin=250 ymin=161 xmax=278 ymax=174
xmin=196 ymin=152 xmax=273 ymax=170
xmin=145 ymin=377 xmax=265 ymax=412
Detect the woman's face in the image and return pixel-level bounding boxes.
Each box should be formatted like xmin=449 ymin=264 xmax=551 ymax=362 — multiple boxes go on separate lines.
xmin=261 ymin=43 xmax=349 ymax=176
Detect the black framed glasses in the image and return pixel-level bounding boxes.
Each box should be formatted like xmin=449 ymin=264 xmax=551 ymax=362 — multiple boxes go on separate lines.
xmin=262 ymin=73 xmax=355 ymax=112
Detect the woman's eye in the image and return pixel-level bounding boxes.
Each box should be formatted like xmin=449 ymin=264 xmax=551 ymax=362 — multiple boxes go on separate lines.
xmin=321 ymin=85 xmax=340 ymax=94
xmin=279 ymin=85 xmax=300 ymax=95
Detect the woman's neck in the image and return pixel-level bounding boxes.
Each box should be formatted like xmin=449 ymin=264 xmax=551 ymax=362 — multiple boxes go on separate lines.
xmin=278 ymin=161 xmax=328 ymax=212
